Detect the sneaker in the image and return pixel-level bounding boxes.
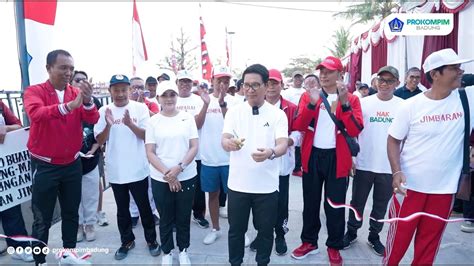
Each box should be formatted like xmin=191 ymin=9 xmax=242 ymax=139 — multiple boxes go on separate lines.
xmin=327 ymin=248 xmax=343 ymax=266
xmin=292 ymin=170 xmax=303 ymax=177
xmin=342 ymin=231 xmax=357 ymax=249
xmin=162 ymin=252 xmax=173 ymax=265
xmin=97 ymin=211 xmax=109 ymax=226
xmin=219 ymin=207 xmax=228 ymax=218
xmin=179 ymin=249 xmax=191 ymax=265
xmin=148 ymin=241 xmax=161 ymax=257
xmin=84 ymin=224 xmax=96 ymax=242
xmin=114 ymin=241 xmax=135 ymax=260
xmin=249 ymin=238 xmax=258 ymax=252
xmin=203 ymin=229 xmax=221 ymax=245
xmin=154 ymin=214 xmax=160 ymax=226
xmin=244 ymin=234 xmax=250 ymax=248
xmin=192 ymin=216 xmax=209 ymax=229
xmin=291 ymin=242 xmax=319 ymax=260
xmin=367 ymin=238 xmax=385 ymax=256
xmin=461 ymin=221 xmax=474 ymax=233
xmin=275 ymin=236 xmax=287 ymax=256
xmin=11 ymin=251 xmax=34 ymax=262
xmin=57 ymin=249 xmax=91 ymax=265
xmin=77 ymin=225 xmax=84 ymax=242
xmin=131 ymin=216 xmax=139 ymax=229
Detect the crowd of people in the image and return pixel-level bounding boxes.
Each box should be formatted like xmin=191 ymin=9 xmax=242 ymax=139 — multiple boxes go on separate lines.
xmin=0 ymin=48 xmax=473 ymax=266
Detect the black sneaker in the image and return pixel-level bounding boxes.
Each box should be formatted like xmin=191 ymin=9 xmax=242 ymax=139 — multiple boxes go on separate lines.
xmin=343 ymin=231 xmax=357 ymax=249
xmin=249 ymin=238 xmax=258 ymax=252
xmin=367 ymin=238 xmax=385 ymax=256
xmin=115 ymin=241 xmax=135 ymax=260
xmin=148 ymin=241 xmax=161 ymax=257
xmin=192 ymin=216 xmax=209 ymax=229
xmin=153 ymin=214 xmax=160 ymax=226
xmin=275 ymin=236 xmax=287 ymax=256
xmin=131 ymin=216 xmax=139 ymax=229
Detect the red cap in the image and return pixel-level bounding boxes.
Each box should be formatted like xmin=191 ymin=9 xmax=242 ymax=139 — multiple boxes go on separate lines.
xmin=268 ymin=69 xmax=283 ymax=82
xmin=316 ymin=56 xmax=343 ymax=72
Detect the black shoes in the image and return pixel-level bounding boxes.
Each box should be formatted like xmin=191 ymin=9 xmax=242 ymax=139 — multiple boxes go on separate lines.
xmin=367 ymin=237 xmax=385 ymax=256
xmin=192 ymin=216 xmax=210 ymax=229
xmin=148 ymin=241 xmax=161 ymax=257
xmin=115 ymin=241 xmax=135 ymax=260
xmin=343 ymin=231 xmax=357 ymax=249
xmin=275 ymin=236 xmax=287 ymax=256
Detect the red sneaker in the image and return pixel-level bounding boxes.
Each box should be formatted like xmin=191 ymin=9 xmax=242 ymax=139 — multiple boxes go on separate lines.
xmin=291 ymin=242 xmax=319 ymax=260
xmin=292 ymin=170 xmax=303 ymax=177
xmin=327 ymin=248 xmax=343 ymax=266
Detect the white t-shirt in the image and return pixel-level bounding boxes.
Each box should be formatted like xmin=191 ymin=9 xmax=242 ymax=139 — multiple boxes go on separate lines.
xmin=94 ymin=101 xmax=150 ymax=184
xmin=200 ymin=94 xmax=237 ymax=166
xmin=145 ymin=111 xmax=198 ymax=182
xmin=356 ymin=95 xmax=404 ymax=174
xmin=313 ymin=93 xmax=338 ymax=148
xmin=234 ymin=93 xmax=246 ymax=103
xmin=282 ymin=87 xmax=305 ymax=106
xmin=353 ymin=90 xmax=362 ymax=99
xmin=56 ymin=90 xmax=65 ymax=103
xmin=177 ymin=94 xmax=204 ymax=160
xmin=223 ymin=102 xmax=288 ymax=193
xmin=388 ymin=89 xmax=474 ymax=194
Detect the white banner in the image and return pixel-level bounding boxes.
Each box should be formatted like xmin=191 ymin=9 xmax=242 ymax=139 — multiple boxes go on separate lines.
xmin=384 ymin=13 xmax=454 ymax=36
xmin=0 ymin=128 xmax=31 ymax=211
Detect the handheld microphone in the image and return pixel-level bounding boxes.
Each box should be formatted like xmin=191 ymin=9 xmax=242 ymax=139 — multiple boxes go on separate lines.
xmin=252 ymin=106 xmax=259 ymax=115
xmin=461 ymin=74 xmax=474 ymax=88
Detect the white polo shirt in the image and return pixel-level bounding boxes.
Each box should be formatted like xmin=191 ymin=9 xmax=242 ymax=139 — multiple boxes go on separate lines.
xmin=223 ymin=101 xmax=288 ymax=194
xmin=177 ymin=94 xmax=204 ymax=160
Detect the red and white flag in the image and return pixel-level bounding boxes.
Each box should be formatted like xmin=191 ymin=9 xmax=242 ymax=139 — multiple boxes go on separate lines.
xmin=225 ymin=27 xmax=230 ymax=67
xmin=22 ymin=1 xmax=58 ymax=85
xmin=132 ymin=0 xmax=148 ymax=76
xmin=200 ymin=16 xmax=213 ymax=82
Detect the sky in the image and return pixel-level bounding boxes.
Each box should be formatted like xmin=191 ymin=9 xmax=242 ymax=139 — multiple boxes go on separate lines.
xmin=0 ymin=1 xmax=370 ymax=91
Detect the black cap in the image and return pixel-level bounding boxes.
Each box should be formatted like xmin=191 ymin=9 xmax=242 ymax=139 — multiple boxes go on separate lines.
xmin=109 ymin=74 xmax=130 ymax=86
xmin=146 ymin=76 xmax=158 ymax=84
xmin=236 ymin=79 xmax=243 ymax=89
xmin=358 ymin=83 xmax=369 ymax=89
xmin=158 ymin=73 xmax=170 ymax=81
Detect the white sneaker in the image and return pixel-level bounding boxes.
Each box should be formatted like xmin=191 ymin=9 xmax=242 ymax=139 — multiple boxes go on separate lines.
xmin=179 ymin=249 xmax=191 ymax=265
xmin=461 ymin=221 xmax=474 ymax=233
xmin=85 ymin=224 xmax=96 ymax=241
xmin=11 ymin=251 xmax=34 ymax=262
xmin=57 ymin=249 xmax=91 ymax=265
xmin=161 ymin=252 xmax=173 ymax=265
xmin=219 ymin=207 xmax=228 ymax=218
xmin=203 ymin=229 xmax=221 ymax=245
xmin=77 ymin=225 xmax=84 ymax=242
xmin=97 ymin=211 xmax=109 ymax=226
xmin=244 ymin=233 xmax=250 ymax=248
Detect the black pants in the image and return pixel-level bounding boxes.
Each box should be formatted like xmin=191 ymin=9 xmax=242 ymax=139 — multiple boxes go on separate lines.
xmin=192 ymin=160 xmax=206 ymax=219
xmin=346 ymin=170 xmax=392 ymax=239
xmin=228 ymin=189 xmax=278 ymax=265
xmin=31 ymin=158 xmax=82 ymax=264
xmin=294 ymin=146 xmax=302 ymax=172
xmin=301 ymin=148 xmax=348 ymax=250
xmin=219 ymin=182 xmax=227 ymax=207
xmin=152 ymin=177 xmax=196 ymax=254
xmin=0 ymin=204 xmax=29 ymax=248
xmin=275 ymin=175 xmax=289 ymax=237
xmin=464 ymin=199 xmax=474 ymax=219
xmin=110 ymin=177 xmax=157 ymax=245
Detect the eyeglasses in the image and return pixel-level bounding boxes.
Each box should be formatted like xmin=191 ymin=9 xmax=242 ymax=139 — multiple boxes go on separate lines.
xmin=377 ymin=77 xmax=397 ymax=85
xmin=242 ymin=82 xmax=264 ymax=91
xmin=408 ymin=75 xmax=421 ymax=80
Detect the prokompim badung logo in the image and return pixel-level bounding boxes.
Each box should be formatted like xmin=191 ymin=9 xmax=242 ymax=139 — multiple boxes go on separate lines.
xmin=384 ymin=13 xmax=453 ymax=36
xmin=388 ymin=17 xmax=404 ymax=32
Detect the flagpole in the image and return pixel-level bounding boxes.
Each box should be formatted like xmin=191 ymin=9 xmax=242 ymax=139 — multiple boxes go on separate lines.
xmin=14 ymin=0 xmax=30 ymax=91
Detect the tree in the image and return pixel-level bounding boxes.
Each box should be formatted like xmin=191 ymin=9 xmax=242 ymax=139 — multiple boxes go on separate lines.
xmin=334 ymin=0 xmax=404 ymax=26
xmin=281 ymin=57 xmax=322 ymax=78
xmin=327 ymin=27 xmax=351 ymax=58
xmin=157 ymin=28 xmax=198 ymax=73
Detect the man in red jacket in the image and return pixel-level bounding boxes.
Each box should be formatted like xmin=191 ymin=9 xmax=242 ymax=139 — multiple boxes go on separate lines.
xmin=291 ymin=56 xmax=363 ymax=266
xmin=23 ymin=49 xmax=99 ymax=265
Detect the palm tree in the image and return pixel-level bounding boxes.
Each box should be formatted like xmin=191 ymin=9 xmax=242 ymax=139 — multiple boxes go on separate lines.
xmin=327 ymin=27 xmax=351 ymax=58
xmin=334 ymin=0 xmax=404 ymax=26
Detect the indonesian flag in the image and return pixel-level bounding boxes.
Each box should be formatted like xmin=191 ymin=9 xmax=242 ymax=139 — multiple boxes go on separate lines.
xmin=23 ymin=1 xmax=58 ymax=85
xmin=200 ymin=16 xmax=213 ymax=82
xmin=132 ymin=0 xmax=148 ymax=76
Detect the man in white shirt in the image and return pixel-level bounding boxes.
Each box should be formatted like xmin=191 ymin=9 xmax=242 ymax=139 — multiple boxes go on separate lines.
xmin=176 ymin=70 xmax=211 ymax=229
xmin=95 ymin=75 xmax=160 ymax=260
xmin=222 ymin=64 xmax=288 ymax=266
xmin=384 ymin=49 xmax=474 ymax=265
xmin=282 ymin=71 xmax=305 ymax=106
xmin=343 ymin=66 xmax=403 ymax=257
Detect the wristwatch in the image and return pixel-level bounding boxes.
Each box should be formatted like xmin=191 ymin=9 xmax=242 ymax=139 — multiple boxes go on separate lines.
xmin=219 ymin=101 xmax=227 ymax=108
xmin=268 ymin=149 xmax=276 ymax=160
xmin=178 ymin=162 xmax=187 ymax=172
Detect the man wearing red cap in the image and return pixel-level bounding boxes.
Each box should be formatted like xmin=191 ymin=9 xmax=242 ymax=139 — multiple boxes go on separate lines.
xmin=291 ymin=56 xmax=363 ymax=265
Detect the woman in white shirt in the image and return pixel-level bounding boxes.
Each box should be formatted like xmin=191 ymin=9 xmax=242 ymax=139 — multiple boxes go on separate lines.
xmin=145 ymin=81 xmax=199 ymax=265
